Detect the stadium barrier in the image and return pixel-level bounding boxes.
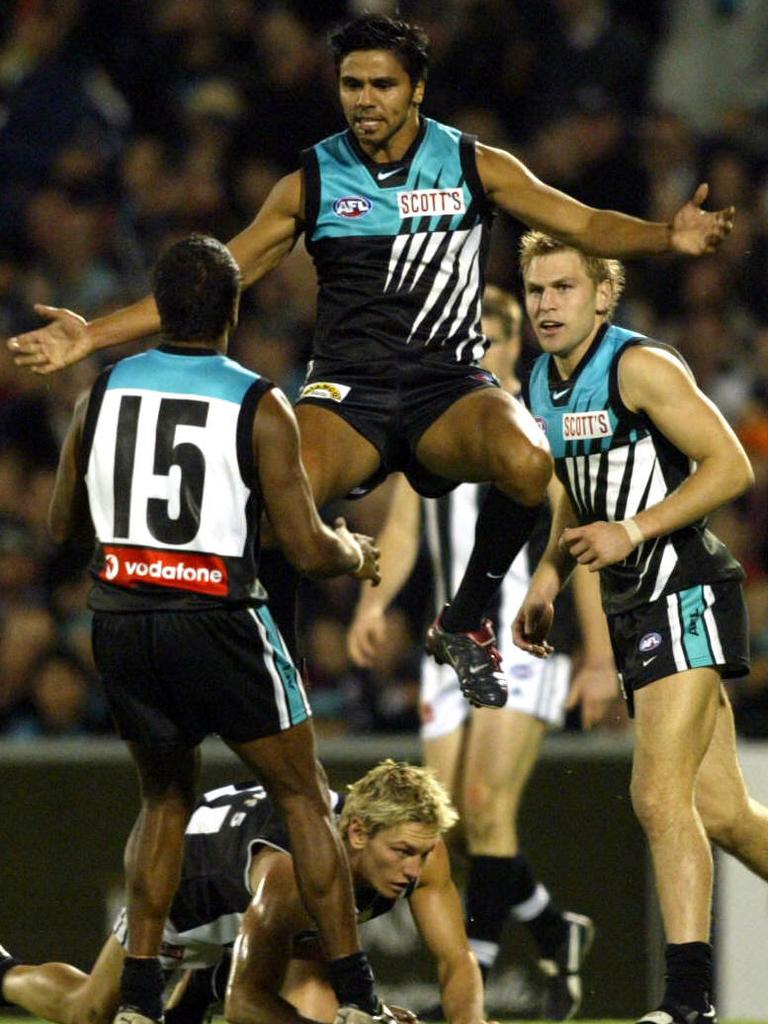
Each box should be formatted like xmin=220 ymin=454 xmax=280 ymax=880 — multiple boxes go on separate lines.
xmin=0 ymin=732 xmax=683 ymax=1018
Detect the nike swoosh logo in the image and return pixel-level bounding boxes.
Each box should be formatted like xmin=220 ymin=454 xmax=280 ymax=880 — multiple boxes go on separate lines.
xmin=641 ymin=656 xmax=657 ymax=667
xmin=552 ymin=388 xmax=571 ymax=400
xmin=485 ymin=571 xmax=505 ymax=579
xmin=376 ymin=168 xmax=402 ymax=181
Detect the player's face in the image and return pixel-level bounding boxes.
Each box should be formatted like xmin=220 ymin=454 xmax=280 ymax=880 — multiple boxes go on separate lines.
xmin=524 ymin=250 xmax=612 ymax=371
xmin=338 ymin=50 xmax=424 ymax=156
xmin=349 ymin=820 xmax=438 ymax=899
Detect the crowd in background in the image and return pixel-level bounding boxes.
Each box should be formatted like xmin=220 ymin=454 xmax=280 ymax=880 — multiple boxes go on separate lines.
xmin=1 ymin=0 xmax=768 ymax=741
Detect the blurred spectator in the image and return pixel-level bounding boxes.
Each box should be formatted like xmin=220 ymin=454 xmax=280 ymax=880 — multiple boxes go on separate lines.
xmin=651 ymin=0 xmax=768 ymax=143
xmin=0 ymin=514 xmax=55 ymax=726
xmin=1 ymin=646 xmax=106 ymax=740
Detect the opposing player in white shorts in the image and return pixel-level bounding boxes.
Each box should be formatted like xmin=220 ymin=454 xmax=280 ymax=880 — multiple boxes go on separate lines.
xmin=349 ymin=287 xmax=617 ymax=1021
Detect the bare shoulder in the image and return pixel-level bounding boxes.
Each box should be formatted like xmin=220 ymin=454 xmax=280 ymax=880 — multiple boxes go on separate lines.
xmin=253 ymin=386 xmax=299 ymax=442
xmin=267 ymin=168 xmax=305 ymax=218
xmin=618 ymin=343 xmax=697 ymax=412
xmin=475 ymin=141 xmax=533 ymax=191
xmin=247 ymin=846 xmax=308 ymax=926
xmin=416 ymin=836 xmax=452 ymax=889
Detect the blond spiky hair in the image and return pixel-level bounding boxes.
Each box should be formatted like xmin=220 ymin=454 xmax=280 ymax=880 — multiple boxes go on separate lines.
xmin=338 ymin=760 xmax=458 ymax=837
xmin=518 ymin=231 xmax=626 ymax=318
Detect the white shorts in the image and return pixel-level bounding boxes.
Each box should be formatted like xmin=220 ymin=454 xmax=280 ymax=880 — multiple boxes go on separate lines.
xmin=419 ymin=647 xmax=571 ymax=741
xmin=113 ymin=905 xmax=240 ymax=971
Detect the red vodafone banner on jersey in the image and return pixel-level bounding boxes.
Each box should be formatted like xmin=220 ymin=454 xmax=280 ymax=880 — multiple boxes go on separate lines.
xmin=100 ymin=545 xmax=228 ymax=597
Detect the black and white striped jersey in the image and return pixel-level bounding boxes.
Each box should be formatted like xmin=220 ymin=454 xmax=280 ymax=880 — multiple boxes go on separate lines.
xmin=302 ymin=116 xmax=494 ymax=368
xmin=156 ymin=781 xmax=411 ymax=964
xmin=81 ymin=346 xmax=273 ymax=610
xmin=526 ymin=323 xmax=744 ymax=616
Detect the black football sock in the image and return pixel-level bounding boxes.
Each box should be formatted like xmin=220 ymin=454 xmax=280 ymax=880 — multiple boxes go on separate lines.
xmin=120 ymin=956 xmax=165 ymax=1021
xmin=441 ymin=487 xmax=543 ymax=633
xmin=663 ymin=942 xmax=712 ymax=1013
xmin=328 ymin=951 xmax=378 ymax=1014
xmin=466 ymin=855 xmax=520 ymax=973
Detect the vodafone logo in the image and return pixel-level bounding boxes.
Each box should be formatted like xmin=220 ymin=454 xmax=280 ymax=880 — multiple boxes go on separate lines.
xmin=100 ymin=546 xmax=228 ymax=597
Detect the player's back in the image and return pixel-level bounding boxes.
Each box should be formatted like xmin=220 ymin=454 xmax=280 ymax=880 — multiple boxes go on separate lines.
xmin=82 ymin=346 xmax=273 ymax=609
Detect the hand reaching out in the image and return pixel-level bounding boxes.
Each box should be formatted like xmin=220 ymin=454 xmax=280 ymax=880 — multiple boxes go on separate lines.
xmin=7 ymin=305 xmax=93 ymax=373
xmin=669 ymin=183 xmax=734 ymax=256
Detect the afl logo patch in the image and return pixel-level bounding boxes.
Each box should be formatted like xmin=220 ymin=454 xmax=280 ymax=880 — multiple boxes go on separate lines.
xmin=638 ymin=631 xmax=662 ymax=653
xmin=333 ymin=195 xmax=372 ymax=218
xmin=534 ymin=416 xmax=548 ymax=435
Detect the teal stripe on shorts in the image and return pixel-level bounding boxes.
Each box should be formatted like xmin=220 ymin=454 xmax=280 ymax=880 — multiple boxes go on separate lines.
xmin=258 ymin=605 xmax=310 ymax=725
xmin=678 ymin=585 xmax=716 ymax=667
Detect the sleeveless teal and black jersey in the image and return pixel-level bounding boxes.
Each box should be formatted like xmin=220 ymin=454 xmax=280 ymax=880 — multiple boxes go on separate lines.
xmin=301 ymin=116 xmax=494 ymax=368
xmin=81 ymin=346 xmax=273 ymax=611
xmin=525 ymin=323 xmax=744 ymax=616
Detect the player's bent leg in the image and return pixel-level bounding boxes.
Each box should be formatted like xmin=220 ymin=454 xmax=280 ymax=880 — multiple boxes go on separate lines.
xmin=228 ymin=721 xmax=379 ymax=1016
xmin=418 ymin=390 xmax=552 ymax=707
xmin=631 ymin=670 xmax=719 ymax=941
xmin=1 ymin=935 xmax=124 ymax=1024
xmin=294 ymin=404 xmax=382 ymax=509
xmin=632 ymin=668 xmax=720 ymax=1019
xmin=695 ymin=684 xmax=768 ymax=880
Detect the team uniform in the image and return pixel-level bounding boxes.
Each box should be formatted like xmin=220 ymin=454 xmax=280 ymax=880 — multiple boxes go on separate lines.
xmin=526 ymin=323 xmax=749 ymax=707
xmin=420 ymin=483 xmax=570 ymax=739
xmin=113 ymin=781 xmax=414 ymax=971
xmin=81 ymin=345 xmax=309 ymax=746
xmin=296 ymin=116 xmax=499 ymax=497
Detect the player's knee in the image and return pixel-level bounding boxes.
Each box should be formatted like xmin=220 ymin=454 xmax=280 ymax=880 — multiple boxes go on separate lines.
xmin=630 ymin=774 xmax=687 ymax=840
xmin=498 ymin=441 xmax=553 ymax=507
xmin=462 ymin=782 xmax=503 ymax=845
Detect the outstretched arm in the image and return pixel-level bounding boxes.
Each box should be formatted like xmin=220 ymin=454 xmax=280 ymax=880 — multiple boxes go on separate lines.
xmin=7 ymin=171 xmax=305 ymax=374
xmin=560 ymin=346 xmax=754 ymax=571
xmin=477 ymin=144 xmax=734 ymax=258
xmin=347 ymin=474 xmax=422 ymax=667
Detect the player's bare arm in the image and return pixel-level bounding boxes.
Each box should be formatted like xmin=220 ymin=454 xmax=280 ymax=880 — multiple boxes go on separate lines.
xmin=226 ymin=169 xmax=305 ymax=287
xmin=476 ymin=144 xmax=734 ymax=258
xmin=227 ymin=849 xmax=319 ymax=1024
xmin=561 ymin=346 xmax=754 ymax=571
xmin=409 ymin=841 xmax=495 ymax=1024
xmin=567 ymin=566 xmax=619 ymax=729
xmin=7 ymin=170 xmax=306 ymax=374
xmin=513 ymin=477 xmax=579 ymax=658
xmin=253 ymin=388 xmax=379 ymax=581
xmin=48 ymin=392 xmax=91 ymax=544
xmin=347 ymin=474 xmax=421 ymax=667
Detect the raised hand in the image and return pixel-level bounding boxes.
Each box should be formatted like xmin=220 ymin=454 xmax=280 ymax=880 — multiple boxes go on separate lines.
xmin=669 ymin=182 xmax=735 ymax=255
xmin=7 ymin=305 xmax=93 ymax=373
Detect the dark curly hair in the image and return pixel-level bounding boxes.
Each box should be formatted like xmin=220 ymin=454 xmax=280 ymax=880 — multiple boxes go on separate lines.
xmin=328 ymin=13 xmax=430 ymax=86
xmin=153 ymin=234 xmax=241 ymax=343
